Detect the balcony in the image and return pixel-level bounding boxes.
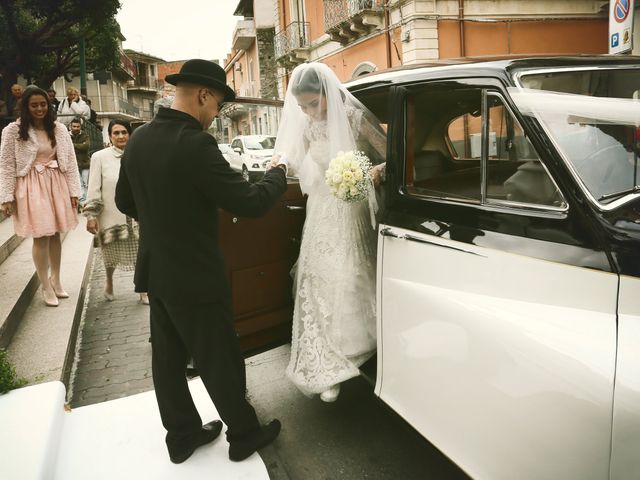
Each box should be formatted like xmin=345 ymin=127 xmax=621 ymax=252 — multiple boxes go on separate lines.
xmin=128 ymin=75 xmax=163 ymax=91
xmin=115 ymin=50 xmax=137 ymax=80
xmin=274 ymin=21 xmax=310 ymax=68
xmin=232 ymin=19 xmax=256 ymax=51
xmin=324 ymin=0 xmax=384 ymax=44
xmin=116 ymin=98 xmax=140 ymax=117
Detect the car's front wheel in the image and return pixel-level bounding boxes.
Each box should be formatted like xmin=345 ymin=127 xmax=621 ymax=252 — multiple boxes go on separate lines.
xmin=241 ymin=165 xmax=250 ymax=182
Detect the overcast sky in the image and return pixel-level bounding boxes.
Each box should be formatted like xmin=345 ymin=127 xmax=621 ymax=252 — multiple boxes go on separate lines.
xmin=116 ymin=0 xmax=242 ymax=63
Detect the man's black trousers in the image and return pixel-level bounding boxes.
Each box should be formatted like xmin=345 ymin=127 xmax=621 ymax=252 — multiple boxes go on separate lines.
xmin=148 ymin=295 xmax=260 ymax=447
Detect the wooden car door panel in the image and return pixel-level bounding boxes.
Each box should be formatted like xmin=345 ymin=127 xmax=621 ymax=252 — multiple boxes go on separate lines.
xmin=218 ymin=180 xmax=306 ymax=353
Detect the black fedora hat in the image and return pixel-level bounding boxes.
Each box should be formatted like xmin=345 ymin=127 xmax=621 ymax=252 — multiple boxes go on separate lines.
xmin=165 ymin=59 xmax=235 ymax=102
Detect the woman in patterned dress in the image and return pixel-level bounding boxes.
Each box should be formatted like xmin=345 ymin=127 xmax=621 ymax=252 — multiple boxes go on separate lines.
xmin=83 ymin=120 xmax=148 ymax=304
xmin=0 ymin=85 xmax=81 ymax=307
xmin=273 ymin=63 xmax=387 ymax=402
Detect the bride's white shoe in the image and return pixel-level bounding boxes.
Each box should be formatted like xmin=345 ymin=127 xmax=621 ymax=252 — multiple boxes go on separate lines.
xmin=320 ymin=384 xmax=340 ymax=403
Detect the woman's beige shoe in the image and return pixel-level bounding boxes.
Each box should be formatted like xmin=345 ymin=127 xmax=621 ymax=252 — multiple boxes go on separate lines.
xmin=43 ymin=288 xmax=59 ymax=307
xmin=49 ymin=277 xmax=69 ymax=298
xmin=104 ymin=289 xmax=114 ymax=301
xmin=140 ymin=293 xmax=149 ymax=305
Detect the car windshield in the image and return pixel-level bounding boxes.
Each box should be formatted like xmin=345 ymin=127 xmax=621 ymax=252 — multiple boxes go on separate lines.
xmin=244 ymin=136 xmax=276 ymax=150
xmin=510 ymin=68 xmax=640 ymax=208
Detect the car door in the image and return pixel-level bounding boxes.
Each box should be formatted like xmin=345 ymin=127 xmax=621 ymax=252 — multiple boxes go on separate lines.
xmin=610 ymin=274 xmax=640 ymax=479
xmin=376 ymin=81 xmax=618 ymax=480
xmin=217 ymin=179 xmax=306 ymax=353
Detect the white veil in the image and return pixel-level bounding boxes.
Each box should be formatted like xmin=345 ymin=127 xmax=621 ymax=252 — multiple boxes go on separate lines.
xmin=274 ymin=62 xmax=384 ymax=196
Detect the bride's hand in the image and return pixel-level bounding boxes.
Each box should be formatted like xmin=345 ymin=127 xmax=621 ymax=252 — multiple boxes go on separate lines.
xmin=267 ymin=154 xmax=281 ymax=170
xmin=370 ymin=164 xmax=385 ymax=187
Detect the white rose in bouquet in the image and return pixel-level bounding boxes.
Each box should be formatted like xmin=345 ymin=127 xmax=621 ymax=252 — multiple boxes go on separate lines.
xmin=324 ymin=150 xmax=373 ymax=202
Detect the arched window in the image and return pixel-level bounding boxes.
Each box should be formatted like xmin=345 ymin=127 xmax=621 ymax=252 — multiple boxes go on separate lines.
xmin=351 ymin=62 xmax=376 ymax=79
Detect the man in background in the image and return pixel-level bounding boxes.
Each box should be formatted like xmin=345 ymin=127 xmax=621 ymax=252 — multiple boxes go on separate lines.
xmin=69 ymin=118 xmax=90 ymax=208
xmin=7 ymin=84 xmax=23 ymax=118
xmin=47 ymin=88 xmax=60 ymax=112
xmin=57 ymin=86 xmax=90 ymax=125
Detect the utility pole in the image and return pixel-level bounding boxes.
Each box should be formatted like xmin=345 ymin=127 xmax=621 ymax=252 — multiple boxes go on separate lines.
xmin=79 ymin=37 xmax=87 ymax=96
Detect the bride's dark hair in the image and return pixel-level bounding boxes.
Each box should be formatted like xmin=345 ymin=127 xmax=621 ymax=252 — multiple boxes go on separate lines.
xmin=291 ymin=67 xmax=321 ymax=96
xmin=291 ymin=65 xmax=345 ymax=101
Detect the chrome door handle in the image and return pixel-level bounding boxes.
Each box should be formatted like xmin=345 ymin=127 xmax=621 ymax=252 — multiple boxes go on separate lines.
xmin=286 ymin=205 xmax=305 ymax=211
xmin=380 ymin=227 xmax=486 ymax=257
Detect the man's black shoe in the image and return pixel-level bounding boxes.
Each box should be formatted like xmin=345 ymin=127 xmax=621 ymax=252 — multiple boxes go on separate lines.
xmin=228 ymin=419 xmax=281 ymax=462
xmin=168 ymin=420 xmax=223 ymax=464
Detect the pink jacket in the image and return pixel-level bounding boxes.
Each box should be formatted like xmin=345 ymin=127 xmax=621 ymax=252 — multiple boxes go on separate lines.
xmin=0 ymin=121 xmax=82 ymax=203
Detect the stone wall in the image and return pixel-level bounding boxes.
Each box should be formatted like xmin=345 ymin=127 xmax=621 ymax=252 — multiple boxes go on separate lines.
xmin=257 ymin=27 xmax=279 ymax=99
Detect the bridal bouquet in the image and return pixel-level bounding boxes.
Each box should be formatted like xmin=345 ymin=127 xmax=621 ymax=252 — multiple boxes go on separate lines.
xmin=325 ymin=150 xmax=372 ymax=202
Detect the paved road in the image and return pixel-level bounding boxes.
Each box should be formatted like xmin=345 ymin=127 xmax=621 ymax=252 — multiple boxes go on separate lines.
xmin=70 ymin=255 xmax=470 ymax=479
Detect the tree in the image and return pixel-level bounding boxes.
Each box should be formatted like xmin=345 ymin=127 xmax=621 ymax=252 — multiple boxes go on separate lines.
xmin=0 ymin=0 xmax=122 ymax=98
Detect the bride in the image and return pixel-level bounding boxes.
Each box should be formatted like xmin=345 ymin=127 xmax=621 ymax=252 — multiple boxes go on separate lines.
xmin=273 ymin=62 xmax=386 ymax=402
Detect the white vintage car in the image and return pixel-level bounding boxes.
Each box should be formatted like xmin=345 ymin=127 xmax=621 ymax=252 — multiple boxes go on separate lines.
xmin=216 ymin=56 xmax=640 ymax=479
xmin=345 ymin=55 xmax=640 ymax=480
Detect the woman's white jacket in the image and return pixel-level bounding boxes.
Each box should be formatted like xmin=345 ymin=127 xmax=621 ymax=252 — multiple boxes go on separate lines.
xmin=83 ymin=146 xmax=130 ymax=238
xmin=0 ymin=121 xmax=82 ymax=204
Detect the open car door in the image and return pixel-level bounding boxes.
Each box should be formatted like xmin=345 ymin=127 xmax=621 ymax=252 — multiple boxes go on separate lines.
xmin=215 ymin=98 xmax=306 ymax=354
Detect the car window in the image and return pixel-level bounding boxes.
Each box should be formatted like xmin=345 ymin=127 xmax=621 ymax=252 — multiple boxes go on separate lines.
xmin=406 ymin=88 xmax=482 ymax=202
xmin=219 ymin=144 xmax=232 ymax=154
xmin=405 ymin=86 xmax=565 ymax=209
xmin=485 ymin=93 xmax=564 ymax=207
xmin=245 ymin=136 xmax=276 ymax=150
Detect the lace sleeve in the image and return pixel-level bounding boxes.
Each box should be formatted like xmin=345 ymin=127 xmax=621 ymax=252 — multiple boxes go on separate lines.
xmin=348 ymin=106 xmax=386 ymax=164
xmin=359 ymin=117 xmax=387 ymax=162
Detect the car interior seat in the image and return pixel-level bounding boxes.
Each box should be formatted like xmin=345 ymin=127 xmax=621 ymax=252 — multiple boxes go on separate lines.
xmin=413 ymin=150 xmax=448 ymax=184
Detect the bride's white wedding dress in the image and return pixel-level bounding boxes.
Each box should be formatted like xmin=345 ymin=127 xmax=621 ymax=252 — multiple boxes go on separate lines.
xmin=286 ymin=106 xmax=383 ymax=396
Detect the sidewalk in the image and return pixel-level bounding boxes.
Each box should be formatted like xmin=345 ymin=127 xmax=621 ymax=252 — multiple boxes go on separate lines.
xmin=69 ymin=255 xmax=152 ymax=407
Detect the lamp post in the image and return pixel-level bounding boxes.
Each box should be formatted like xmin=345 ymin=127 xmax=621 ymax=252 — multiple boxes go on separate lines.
xmin=79 ymin=37 xmax=87 ymax=96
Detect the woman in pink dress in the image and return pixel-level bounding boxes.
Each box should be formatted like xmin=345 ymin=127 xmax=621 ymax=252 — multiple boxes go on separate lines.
xmin=0 ymin=85 xmax=81 ymax=307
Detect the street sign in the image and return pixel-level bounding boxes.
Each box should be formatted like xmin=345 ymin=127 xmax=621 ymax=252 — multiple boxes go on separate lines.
xmin=609 ymin=0 xmax=635 ymax=54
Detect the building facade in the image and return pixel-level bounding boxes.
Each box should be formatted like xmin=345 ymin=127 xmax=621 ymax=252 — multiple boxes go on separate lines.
xmin=272 ymin=0 xmax=637 ymax=84
xmin=125 ymin=50 xmax=165 ymax=122
xmin=222 ymin=0 xmax=282 ymax=143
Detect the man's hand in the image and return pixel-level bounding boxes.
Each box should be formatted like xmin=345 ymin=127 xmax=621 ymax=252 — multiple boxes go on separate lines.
xmin=86 ymin=218 xmax=99 ymax=235
xmin=71 ymin=197 xmax=79 ymax=210
xmin=1 ymin=201 xmax=14 ymax=217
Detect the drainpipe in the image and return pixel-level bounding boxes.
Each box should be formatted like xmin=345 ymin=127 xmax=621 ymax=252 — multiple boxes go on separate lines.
xmin=384 ymin=1 xmax=392 ymax=68
xmin=458 ymin=0 xmax=465 ymax=57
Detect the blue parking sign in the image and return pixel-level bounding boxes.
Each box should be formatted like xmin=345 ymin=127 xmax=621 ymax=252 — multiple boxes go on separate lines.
xmin=611 ymin=33 xmax=620 ymax=47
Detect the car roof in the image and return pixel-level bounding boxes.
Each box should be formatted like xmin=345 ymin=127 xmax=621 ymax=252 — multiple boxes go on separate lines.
xmin=233 ymin=134 xmax=276 ymax=140
xmin=346 ymin=54 xmax=640 ymax=91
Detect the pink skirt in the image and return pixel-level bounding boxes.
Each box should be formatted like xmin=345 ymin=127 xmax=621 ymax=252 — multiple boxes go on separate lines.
xmin=13 ymin=164 xmax=78 ymax=238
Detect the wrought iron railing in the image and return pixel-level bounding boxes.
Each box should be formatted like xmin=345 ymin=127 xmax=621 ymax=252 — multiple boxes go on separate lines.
xmin=130 ymin=76 xmax=162 ymax=90
xmin=324 ymin=0 xmax=384 ymax=32
xmin=117 ymin=98 xmax=140 ymax=116
xmin=274 ymin=21 xmax=310 ymax=60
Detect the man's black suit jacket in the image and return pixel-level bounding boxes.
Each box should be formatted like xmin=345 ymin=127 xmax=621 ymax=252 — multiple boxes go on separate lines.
xmin=115 ymin=107 xmax=287 ymax=305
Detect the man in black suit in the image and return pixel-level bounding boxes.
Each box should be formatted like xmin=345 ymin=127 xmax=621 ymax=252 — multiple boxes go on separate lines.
xmin=115 ymin=59 xmax=286 ymax=464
